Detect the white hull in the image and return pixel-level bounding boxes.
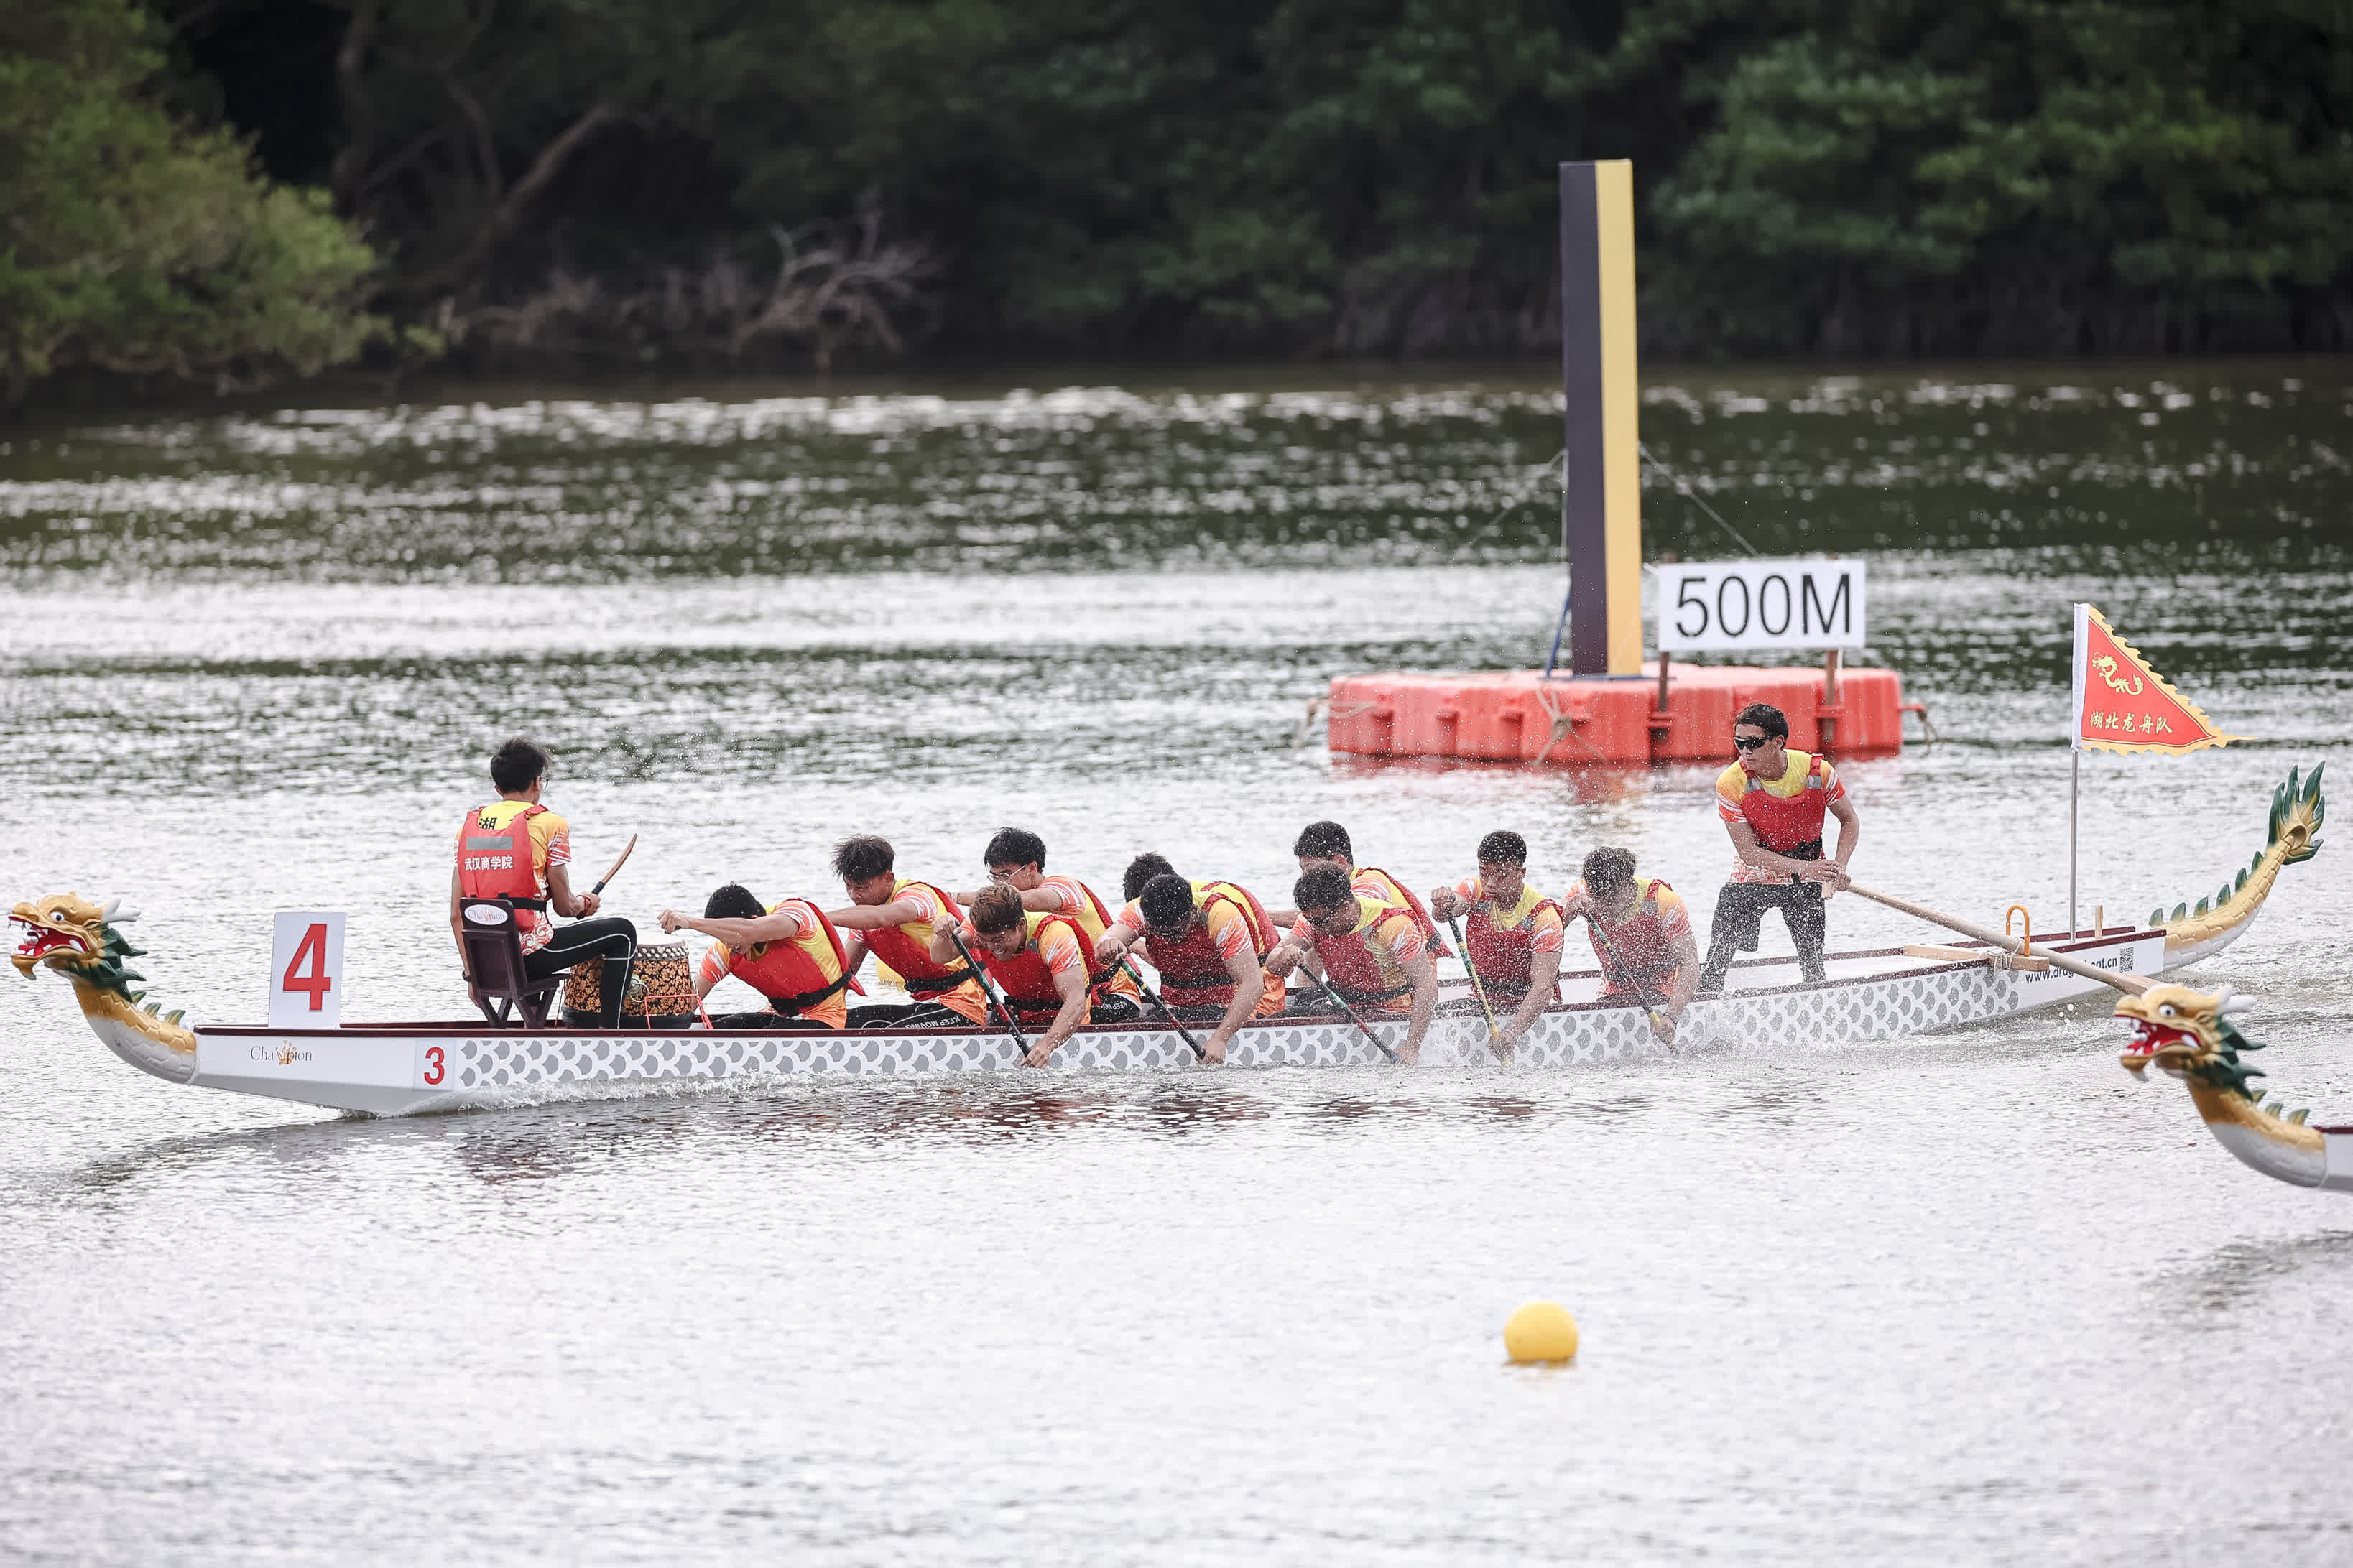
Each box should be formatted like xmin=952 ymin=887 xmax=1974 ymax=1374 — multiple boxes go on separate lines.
xmin=173 ymin=927 xmax=2190 ymax=1116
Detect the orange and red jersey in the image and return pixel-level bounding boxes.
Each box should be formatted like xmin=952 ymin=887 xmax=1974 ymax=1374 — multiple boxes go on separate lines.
xmin=1290 ymin=900 xmax=1426 ymax=1013
xmin=1111 ymin=879 xmax=1284 ymax=1016
xmin=1716 ymin=750 xmax=1846 ymax=884
xmin=963 ymin=910 xmax=1104 ymax=1021
xmin=856 ymin=878 xmax=989 ymax=1024
xmin=455 ymin=799 xmax=570 ymax=955
xmin=1031 ymin=874 xmax=1138 ymax=1001
xmin=1350 ymin=864 xmax=1451 ymax=957
xmin=1565 ymin=877 xmax=1693 ymax=998
xmin=1451 ymin=876 xmax=1566 ymax=1002
xmin=698 ymin=899 xmax=852 ymax=1027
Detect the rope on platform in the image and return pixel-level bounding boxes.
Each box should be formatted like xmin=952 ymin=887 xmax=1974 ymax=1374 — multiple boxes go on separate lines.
xmin=1528 ymin=683 xmax=1607 ymax=766
xmin=1301 ymin=697 xmax=1382 ymax=749
xmin=1640 ymin=443 xmax=1763 ymax=557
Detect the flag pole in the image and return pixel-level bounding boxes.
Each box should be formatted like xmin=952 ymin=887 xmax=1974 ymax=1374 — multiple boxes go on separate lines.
xmin=2069 ymin=748 xmax=2079 ymax=939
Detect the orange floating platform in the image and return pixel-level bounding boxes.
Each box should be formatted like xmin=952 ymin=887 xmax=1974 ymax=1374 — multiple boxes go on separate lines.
xmin=1326 ymin=663 xmax=1909 ymax=766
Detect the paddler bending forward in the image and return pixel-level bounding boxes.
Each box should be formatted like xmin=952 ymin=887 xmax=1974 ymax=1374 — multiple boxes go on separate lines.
xmin=660 ymin=883 xmax=855 ymax=1029
xmin=1426 ymin=830 xmax=1566 ymax=1052
xmin=821 ymin=835 xmax=991 ymax=1029
xmin=958 ymin=826 xmax=1142 ymax=1016
xmin=1096 ymin=856 xmax=1284 ymax=1064
xmin=1697 ymin=702 xmax=1860 ymax=994
xmin=1264 ymin=866 xmax=1440 ymax=1064
xmin=938 ymin=883 xmax=1133 ymax=1066
xmin=1558 ymin=847 xmax=1699 ymax=1043
xmin=451 ymin=737 xmax=639 ymax=1029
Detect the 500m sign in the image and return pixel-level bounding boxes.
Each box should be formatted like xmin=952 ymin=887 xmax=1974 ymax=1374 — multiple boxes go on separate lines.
xmin=1652 ymin=560 xmax=1867 ymax=653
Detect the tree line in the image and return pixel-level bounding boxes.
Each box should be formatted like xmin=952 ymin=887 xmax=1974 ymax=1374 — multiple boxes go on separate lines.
xmin=5 ymin=0 xmax=2350 ymax=403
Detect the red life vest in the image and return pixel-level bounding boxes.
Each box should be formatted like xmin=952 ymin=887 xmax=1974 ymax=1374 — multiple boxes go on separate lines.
xmin=859 ymin=879 xmax=982 ymax=997
xmin=456 ymin=802 xmax=547 ymax=936
xmin=977 ymin=911 xmax=1103 ymax=1019
xmin=1732 ymin=752 xmax=1834 ymax=854
xmin=726 ymin=899 xmax=854 ymax=1016
xmin=1355 ymin=865 xmax=1452 ymax=957
xmin=1313 ymin=901 xmax=1419 ymax=1009
xmin=1464 ymin=883 xmax=1565 ymax=1002
xmin=1586 ymin=878 xmax=1688 ymax=997
xmin=1145 ymin=881 xmax=1274 ymax=1008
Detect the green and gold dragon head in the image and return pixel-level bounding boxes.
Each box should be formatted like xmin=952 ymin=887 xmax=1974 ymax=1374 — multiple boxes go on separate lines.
xmin=2117 ymin=983 xmax=2268 ymax=1095
xmin=11 ymin=893 xmax=196 ymax=1073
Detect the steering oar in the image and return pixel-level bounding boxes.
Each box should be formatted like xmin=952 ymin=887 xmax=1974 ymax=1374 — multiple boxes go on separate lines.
xmin=1848 ymin=883 xmax=2152 ymax=996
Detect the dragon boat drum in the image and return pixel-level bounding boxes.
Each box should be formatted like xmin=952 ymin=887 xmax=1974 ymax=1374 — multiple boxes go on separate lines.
xmin=563 ymin=942 xmax=697 ymax=1029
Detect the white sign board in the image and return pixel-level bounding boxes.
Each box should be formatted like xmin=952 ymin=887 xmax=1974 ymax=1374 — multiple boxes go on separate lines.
xmin=268 ymin=911 xmax=346 ymax=1029
xmin=1654 ymin=560 xmax=1867 ymax=653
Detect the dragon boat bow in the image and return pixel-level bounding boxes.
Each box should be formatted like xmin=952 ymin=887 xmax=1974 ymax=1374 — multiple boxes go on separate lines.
xmin=14 ymin=766 xmax=2325 ymax=1117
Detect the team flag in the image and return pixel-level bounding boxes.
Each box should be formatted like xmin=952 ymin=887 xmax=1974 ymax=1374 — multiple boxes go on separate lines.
xmin=2070 ymin=603 xmax=2243 ymax=756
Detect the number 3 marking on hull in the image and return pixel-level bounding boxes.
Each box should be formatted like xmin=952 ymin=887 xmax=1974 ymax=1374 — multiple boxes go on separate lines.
xmin=423 ymin=1045 xmax=445 ymax=1086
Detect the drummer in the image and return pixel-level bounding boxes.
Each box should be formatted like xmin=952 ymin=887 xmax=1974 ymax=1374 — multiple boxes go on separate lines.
xmin=1696 ymin=702 xmax=1861 ymax=993
xmin=1558 ymin=846 xmax=1700 ymax=1043
xmin=660 ymin=884 xmax=855 ymax=1029
xmin=1425 ymin=830 xmax=1566 ymax=1051
xmin=450 ymin=736 xmax=637 ymax=1029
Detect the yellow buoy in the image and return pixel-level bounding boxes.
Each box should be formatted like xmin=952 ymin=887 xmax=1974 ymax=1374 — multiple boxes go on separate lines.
xmin=1503 ymin=1300 xmax=1579 ymax=1363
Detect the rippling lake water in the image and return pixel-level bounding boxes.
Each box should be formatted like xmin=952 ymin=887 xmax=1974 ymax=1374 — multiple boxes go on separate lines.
xmin=4 ymin=363 xmax=2352 ymax=1564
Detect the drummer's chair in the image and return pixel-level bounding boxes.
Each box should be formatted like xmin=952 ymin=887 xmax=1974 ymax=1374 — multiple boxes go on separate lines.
xmin=458 ymin=900 xmax=564 ymax=1028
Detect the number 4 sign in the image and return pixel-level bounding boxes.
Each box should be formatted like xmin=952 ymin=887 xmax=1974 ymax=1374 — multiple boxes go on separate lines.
xmin=269 ymin=912 xmax=347 ymax=1029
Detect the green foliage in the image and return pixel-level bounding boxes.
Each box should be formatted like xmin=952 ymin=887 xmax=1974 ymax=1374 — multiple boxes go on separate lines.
xmin=0 ymin=0 xmax=376 ymax=403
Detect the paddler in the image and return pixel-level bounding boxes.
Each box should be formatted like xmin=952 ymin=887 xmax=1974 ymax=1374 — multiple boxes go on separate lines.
xmin=1558 ymin=846 xmax=1700 ymax=1042
xmin=1263 ymin=866 xmax=1440 ymax=1064
xmin=935 ymin=883 xmax=1132 ymax=1064
xmin=820 ymin=835 xmax=989 ymax=1029
xmin=450 ymin=736 xmax=639 ymax=1029
xmin=1696 ymin=702 xmax=1861 ymax=993
xmin=957 ymin=827 xmax=1142 ymax=1013
xmin=1425 ymin=830 xmax=1566 ymax=1050
xmin=660 ymin=883 xmax=855 ymax=1029
xmin=1095 ymin=855 xmax=1284 ymax=1063
xmin=1285 ymin=820 xmax=1451 ymax=957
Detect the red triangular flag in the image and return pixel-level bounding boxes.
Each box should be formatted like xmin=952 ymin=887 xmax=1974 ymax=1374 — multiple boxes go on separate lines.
xmin=2070 ymin=604 xmax=2244 ymax=756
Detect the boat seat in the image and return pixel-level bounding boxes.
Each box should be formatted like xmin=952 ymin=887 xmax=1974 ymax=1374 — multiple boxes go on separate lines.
xmin=458 ymin=899 xmax=563 ymax=1028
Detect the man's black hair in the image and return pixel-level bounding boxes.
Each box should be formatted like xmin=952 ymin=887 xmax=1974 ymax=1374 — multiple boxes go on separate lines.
xmin=1123 ymin=852 xmax=1177 ymax=902
xmin=490 ymin=737 xmax=550 ymax=794
xmin=706 ymin=883 xmax=764 ymax=921
xmin=1734 ymin=702 xmax=1790 ymax=740
xmin=984 ymin=827 xmax=1048 ymax=871
xmin=1139 ymin=873 xmax=1198 ymax=933
xmin=1293 ymin=820 xmax=1353 ymax=861
xmin=969 ymin=883 xmax=1027 ymax=934
xmin=1476 ymin=830 xmax=1528 ymax=866
xmin=1581 ymin=846 xmax=1637 ymax=896
xmin=833 ymin=835 xmax=895 ymax=883
xmin=1293 ymin=866 xmax=1354 ymax=913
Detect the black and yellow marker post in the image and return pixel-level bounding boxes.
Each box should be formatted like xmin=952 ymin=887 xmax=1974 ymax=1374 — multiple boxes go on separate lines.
xmin=1556 ymin=159 xmax=1644 ymax=677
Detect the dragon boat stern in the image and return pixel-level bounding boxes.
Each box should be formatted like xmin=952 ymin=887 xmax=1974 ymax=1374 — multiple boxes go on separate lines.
xmin=11 ymin=893 xmax=199 ymax=1087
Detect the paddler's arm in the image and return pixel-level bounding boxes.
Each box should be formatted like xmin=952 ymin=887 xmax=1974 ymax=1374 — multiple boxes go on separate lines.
xmin=1427 ymin=885 xmax=1466 ymax=920
xmin=1824 ymin=795 xmax=1860 ymax=890
xmin=1500 ymin=945 xmax=1559 ymax=1045
xmin=1203 ymin=943 xmax=1265 ymax=1064
xmin=1026 ymin=962 xmax=1091 ymax=1067
xmin=660 ymin=906 xmax=803 ymax=947
xmin=953 ymin=886 xmax=1066 ymax=914
xmin=1399 ymin=945 xmax=1439 ymax=1063
xmin=1652 ymin=929 xmax=1703 ymax=1042
xmin=926 ymin=925 xmax=962 ymax=967
xmin=838 ymin=933 xmax=870 ymax=978
xmin=1094 ymin=918 xmax=1145 ymax=968
xmin=824 ymin=898 xmax=927 ymax=931
xmin=1262 ymin=927 xmax=1321 ymax=981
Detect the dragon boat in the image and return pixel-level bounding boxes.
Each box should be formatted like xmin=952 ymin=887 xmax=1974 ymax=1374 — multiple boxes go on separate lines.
xmin=12 ymin=766 xmax=2324 ymax=1118
xmin=2117 ymin=981 xmax=2353 ymax=1194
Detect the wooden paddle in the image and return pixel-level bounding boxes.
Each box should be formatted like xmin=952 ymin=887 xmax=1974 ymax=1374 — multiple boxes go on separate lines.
xmin=1444 ymin=912 xmax=1509 ymax=1062
xmin=1582 ymin=911 xmax=1671 ymax=1029
xmin=946 ymin=924 xmax=1032 ymax=1059
xmin=589 ymin=833 xmax=637 ymax=896
xmin=1848 ymin=883 xmax=2151 ymax=996
xmin=1118 ymin=957 xmax=1206 ymax=1061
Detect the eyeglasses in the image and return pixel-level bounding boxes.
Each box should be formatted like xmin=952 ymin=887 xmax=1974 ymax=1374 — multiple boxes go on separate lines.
xmin=1732 ymin=734 xmax=1771 ymax=751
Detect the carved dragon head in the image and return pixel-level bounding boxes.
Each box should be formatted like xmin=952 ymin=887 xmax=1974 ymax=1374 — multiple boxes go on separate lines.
xmin=10 ymin=891 xmax=147 ymax=998
xmin=2117 ymin=983 xmax=2268 ymax=1098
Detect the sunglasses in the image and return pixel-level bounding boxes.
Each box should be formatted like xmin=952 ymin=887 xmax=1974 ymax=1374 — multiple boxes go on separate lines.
xmin=1732 ymin=734 xmax=1772 ymax=751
